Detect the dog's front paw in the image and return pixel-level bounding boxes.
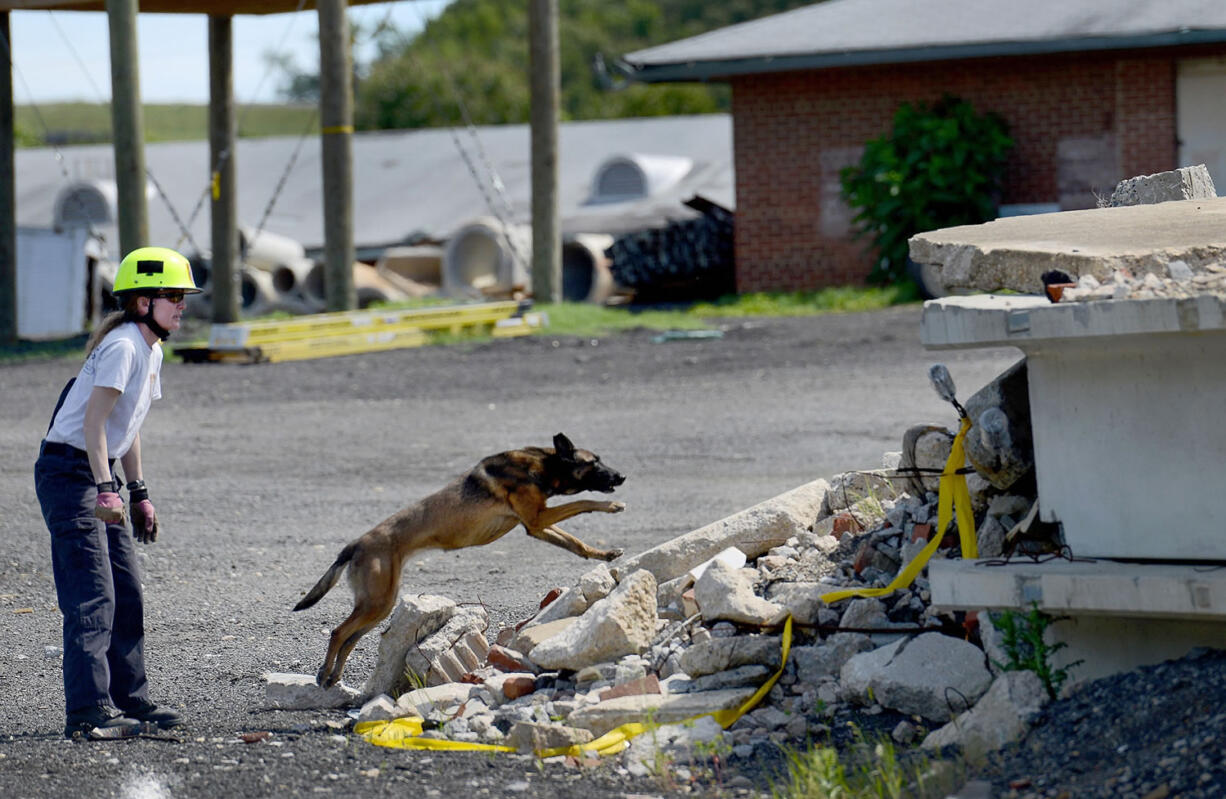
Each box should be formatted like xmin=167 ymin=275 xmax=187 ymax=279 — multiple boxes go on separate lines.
xmin=600 ymin=547 xmax=624 ymax=561
xmin=605 ymin=501 xmax=626 ymax=513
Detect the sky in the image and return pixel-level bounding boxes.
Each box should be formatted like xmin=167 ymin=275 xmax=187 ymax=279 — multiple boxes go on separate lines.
xmin=6 ymin=1 xmax=452 ymax=106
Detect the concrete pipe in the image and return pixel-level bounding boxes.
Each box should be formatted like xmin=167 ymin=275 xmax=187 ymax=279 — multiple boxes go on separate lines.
xmin=239 ymin=226 xmax=306 ymax=273
xmin=271 ymin=256 xmax=315 ymax=297
xmin=240 ymin=264 xmax=278 ymax=315
xmin=562 ymin=233 xmax=618 ymax=303
xmin=442 ymin=217 xmax=532 ymax=299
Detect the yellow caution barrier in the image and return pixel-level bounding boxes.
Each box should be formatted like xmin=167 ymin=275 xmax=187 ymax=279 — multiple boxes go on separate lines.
xmin=355 ymin=616 xmax=794 ymax=758
xmin=820 ymin=416 xmax=975 ymax=605
xmin=175 ymin=301 xmax=542 ymax=363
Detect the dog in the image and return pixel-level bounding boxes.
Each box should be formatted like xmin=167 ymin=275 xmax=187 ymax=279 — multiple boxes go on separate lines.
xmin=293 ymin=433 xmax=626 ymax=687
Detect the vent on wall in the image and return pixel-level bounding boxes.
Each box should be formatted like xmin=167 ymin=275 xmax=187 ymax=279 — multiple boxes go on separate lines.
xmin=53 ymin=180 xmax=118 ymax=229
xmin=587 ymin=154 xmax=694 ymax=204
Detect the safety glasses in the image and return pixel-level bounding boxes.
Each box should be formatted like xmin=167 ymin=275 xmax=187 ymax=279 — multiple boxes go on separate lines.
xmin=152 ymin=290 xmax=186 ymax=303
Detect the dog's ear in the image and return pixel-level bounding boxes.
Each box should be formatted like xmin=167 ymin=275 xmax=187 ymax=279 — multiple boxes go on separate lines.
xmin=553 ymin=433 xmax=575 ymax=458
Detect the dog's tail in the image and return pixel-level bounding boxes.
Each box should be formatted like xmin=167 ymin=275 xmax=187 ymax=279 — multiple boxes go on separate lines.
xmin=293 ymin=542 xmax=358 ymax=611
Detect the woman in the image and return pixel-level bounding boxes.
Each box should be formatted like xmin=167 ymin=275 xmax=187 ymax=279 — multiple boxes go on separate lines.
xmin=35 ymin=246 xmax=201 ymax=740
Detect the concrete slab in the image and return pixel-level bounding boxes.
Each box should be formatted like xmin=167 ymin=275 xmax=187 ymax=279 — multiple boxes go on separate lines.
xmin=921 ymin=293 xmax=1226 ymax=349
xmin=909 ymin=197 xmax=1226 ymax=294
xmin=930 ymin=558 xmax=1226 ymax=683
xmin=930 ymin=559 xmax=1226 ymax=620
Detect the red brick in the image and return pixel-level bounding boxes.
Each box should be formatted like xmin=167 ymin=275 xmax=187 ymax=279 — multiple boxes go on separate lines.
xmin=599 ymin=675 xmax=661 ymax=702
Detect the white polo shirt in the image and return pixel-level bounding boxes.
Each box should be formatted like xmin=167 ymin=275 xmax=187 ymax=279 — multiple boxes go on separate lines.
xmin=46 ymin=322 xmax=163 ymax=459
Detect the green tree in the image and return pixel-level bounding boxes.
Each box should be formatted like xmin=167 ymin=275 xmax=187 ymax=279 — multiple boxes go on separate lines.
xmin=840 ymin=95 xmax=1014 ymax=285
xmin=268 ymin=0 xmax=819 ymax=128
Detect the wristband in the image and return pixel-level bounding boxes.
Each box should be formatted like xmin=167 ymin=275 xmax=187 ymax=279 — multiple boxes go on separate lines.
xmin=96 ymin=479 xmax=121 ymax=494
xmin=126 ymin=480 xmax=149 ymax=503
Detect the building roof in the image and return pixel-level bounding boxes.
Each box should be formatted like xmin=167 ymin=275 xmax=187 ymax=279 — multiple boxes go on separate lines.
xmin=621 ymin=0 xmax=1226 ymax=82
xmin=15 ymin=114 xmax=733 ymax=258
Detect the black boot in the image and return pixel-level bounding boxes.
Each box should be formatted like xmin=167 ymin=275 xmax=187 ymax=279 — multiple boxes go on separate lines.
xmin=121 ymin=700 xmax=184 ymax=730
xmin=64 ymin=706 xmax=142 ymax=740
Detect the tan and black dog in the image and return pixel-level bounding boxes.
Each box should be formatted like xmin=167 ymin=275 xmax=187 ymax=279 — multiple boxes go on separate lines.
xmin=293 ymin=433 xmax=626 ymax=687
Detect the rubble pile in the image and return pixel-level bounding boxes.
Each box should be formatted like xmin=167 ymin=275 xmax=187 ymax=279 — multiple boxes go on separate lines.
xmin=1052 ymin=261 xmax=1226 ymax=303
xmin=268 ymin=375 xmax=1055 ymax=769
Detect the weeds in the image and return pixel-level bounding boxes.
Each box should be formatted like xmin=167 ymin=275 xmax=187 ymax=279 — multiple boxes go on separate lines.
xmin=771 ymin=728 xmax=958 ymax=799
xmin=989 ymin=601 xmax=1083 ymax=699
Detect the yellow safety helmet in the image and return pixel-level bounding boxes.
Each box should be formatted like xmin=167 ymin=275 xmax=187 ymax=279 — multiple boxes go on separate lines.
xmin=113 ymin=246 xmax=202 ymax=296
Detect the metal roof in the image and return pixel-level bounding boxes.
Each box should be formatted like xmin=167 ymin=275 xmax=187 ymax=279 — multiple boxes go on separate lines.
xmin=15 ymin=114 xmax=733 ymax=256
xmin=0 ymin=1 xmax=387 ymax=14
xmin=621 ymin=0 xmax=1226 ymax=82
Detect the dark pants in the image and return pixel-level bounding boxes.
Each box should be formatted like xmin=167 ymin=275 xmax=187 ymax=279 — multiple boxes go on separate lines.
xmin=34 ymin=442 xmax=149 ymax=716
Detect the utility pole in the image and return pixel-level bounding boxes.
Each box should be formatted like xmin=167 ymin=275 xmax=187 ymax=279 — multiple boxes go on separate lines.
xmin=0 ymin=11 xmax=16 ymax=344
xmin=208 ymin=15 xmax=240 ymax=323
xmin=317 ymin=0 xmax=355 ymax=311
xmin=529 ymin=0 xmax=560 ymax=303
xmin=106 ymin=0 xmax=148 ymax=257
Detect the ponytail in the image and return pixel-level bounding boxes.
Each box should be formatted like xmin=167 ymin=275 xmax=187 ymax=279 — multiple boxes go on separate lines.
xmin=84 ymin=295 xmax=142 ymax=358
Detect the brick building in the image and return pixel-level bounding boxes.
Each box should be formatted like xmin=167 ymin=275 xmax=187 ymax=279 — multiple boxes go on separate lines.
xmin=621 ymin=0 xmax=1226 ymax=292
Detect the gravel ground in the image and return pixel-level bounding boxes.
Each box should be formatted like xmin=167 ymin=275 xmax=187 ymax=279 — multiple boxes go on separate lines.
xmin=1 ymin=306 xmax=1219 ymax=798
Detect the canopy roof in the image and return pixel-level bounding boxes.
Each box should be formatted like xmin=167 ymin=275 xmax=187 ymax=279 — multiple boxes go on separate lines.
xmin=622 ymin=0 xmax=1226 ymax=82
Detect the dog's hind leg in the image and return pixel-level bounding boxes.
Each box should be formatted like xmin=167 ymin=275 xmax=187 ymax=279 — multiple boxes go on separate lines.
xmin=528 ymin=524 xmax=623 ymax=561
xmin=316 ymin=553 xmax=403 ymax=688
xmin=318 ymin=594 xmax=397 ymax=687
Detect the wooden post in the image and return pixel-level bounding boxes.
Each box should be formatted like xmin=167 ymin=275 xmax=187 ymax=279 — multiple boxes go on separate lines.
xmin=0 ymin=11 xmax=16 ymax=344
xmin=208 ymin=15 xmax=240 ymax=323
xmin=529 ymin=0 xmax=560 ymax=303
xmin=105 ymin=0 xmax=148 ymax=257
xmin=317 ymin=0 xmax=355 ymax=311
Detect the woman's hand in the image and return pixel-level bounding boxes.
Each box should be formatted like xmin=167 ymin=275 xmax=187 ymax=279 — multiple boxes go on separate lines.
xmin=131 ymin=499 xmax=158 ymax=543
xmin=94 ymin=486 xmax=127 ymax=524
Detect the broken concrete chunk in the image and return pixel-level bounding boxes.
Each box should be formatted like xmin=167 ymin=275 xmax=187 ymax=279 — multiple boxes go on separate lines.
xmin=766 ymin=580 xmax=846 ymax=626
xmin=362 ymin=594 xmax=457 ymax=699
xmin=396 ymin=682 xmax=476 ymax=717
xmin=1108 ymin=165 xmax=1217 ymax=207
xmin=899 ymin=425 xmax=954 ymax=497
xmin=922 ymin=670 xmax=1050 ymax=756
xmin=679 ymin=635 xmax=782 ymax=678
xmin=357 ymin=693 xmax=399 ymax=722
xmin=506 ymin=721 xmax=594 ymax=754
xmin=612 ymin=479 xmax=829 ymax=584
xmin=824 ymin=471 xmax=898 ymax=515
xmin=567 ymin=687 xmax=757 ymax=737
xmin=528 ymin=584 xmax=589 ymax=626
xmin=510 ymin=617 xmax=576 ymax=656
xmin=840 ymin=633 xmax=992 ymax=722
xmin=529 ymin=569 xmax=658 ymax=671
xmin=405 ymin=606 xmax=489 ymax=688
xmin=791 ymin=633 xmax=875 ymax=684
xmin=264 ymin=672 xmax=361 ymax=710
xmin=579 ymin=563 xmax=617 ymax=604
xmin=692 ymin=557 xmax=788 ymax=626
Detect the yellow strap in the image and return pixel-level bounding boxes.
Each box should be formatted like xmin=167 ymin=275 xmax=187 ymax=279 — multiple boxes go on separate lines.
xmin=355 ymin=617 xmax=794 ymax=757
xmin=322 ymin=125 xmax=354 ymax=135
xmin=819 ymin=416 xmax=975 ymax=604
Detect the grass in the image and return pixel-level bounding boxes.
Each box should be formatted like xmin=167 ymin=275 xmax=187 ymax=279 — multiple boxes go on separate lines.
xmin=535 ymin=285 xmax=917 ymax=338
xmin=15 ymin=102 xmax=319 ymax=146
xmin=771 ymin=734 xmax=961 ymax=799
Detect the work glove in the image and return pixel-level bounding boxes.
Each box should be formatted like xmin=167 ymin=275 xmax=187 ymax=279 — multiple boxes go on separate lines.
xmin=94 ymin=481 xmax=127 ymax=525
xmin=127 ymin=481 xmax=158 ymax=544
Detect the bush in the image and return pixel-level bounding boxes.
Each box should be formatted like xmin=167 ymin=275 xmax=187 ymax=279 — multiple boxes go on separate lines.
xmin=840 ymin=95 xmax=1013 ymax=284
